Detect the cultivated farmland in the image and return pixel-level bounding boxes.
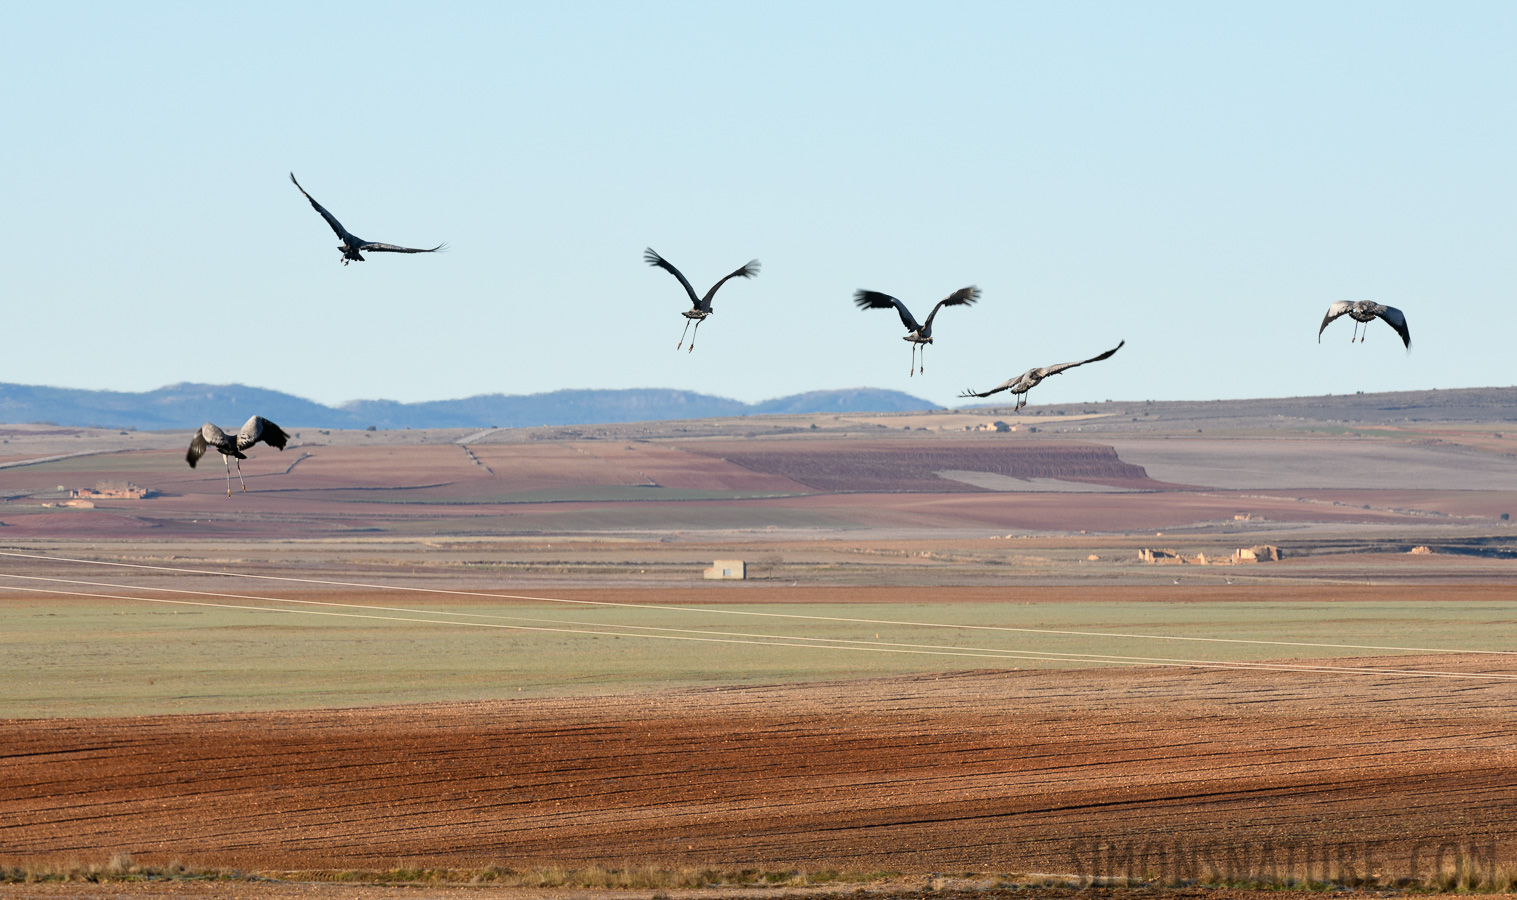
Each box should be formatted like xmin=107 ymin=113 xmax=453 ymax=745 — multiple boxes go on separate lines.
xmin=2 ymin=391 xmax=1516 ymax=895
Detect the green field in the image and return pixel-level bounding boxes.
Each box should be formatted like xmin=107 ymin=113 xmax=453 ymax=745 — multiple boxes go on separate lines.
xmin=3 ymin=590 xmax=1511 ymax=718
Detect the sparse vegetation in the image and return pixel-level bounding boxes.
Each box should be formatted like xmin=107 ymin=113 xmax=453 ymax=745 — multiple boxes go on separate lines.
xmin=5 ymin=859 xmax=1515 ymax=892
xmin=1 ymin=859 xmax=877 ymax=889
xmin=0 ymin=853 xmax=238 ymax=884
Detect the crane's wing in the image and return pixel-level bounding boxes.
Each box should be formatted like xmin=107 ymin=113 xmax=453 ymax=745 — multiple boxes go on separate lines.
xmin=290 ymin=173 xmax=355 ymax=243
xmin=1376 ymin=305 xmax=1412 ymax=350
xmin=260 ymin=419 xmax=291 ymax=450
xmin=1318 ymin=301 xmax=1355 ymax=342
xmin=359 ymin=241 xmax=447 ymax=254
xmin=698 ymin=259 xmax=760 ymax=311
xmin=186 ymin=424 xmax=221 ymax=468
xmin=853 ymin=290 xmax=921 ymax=332
xmin=959 ymin=378 xmax=1017 ymax=399
xmin=1038 ymin=340 xmax=1126 ymax=378
xmin=922 ymin=286 xmax=980 ymax=329
xmin=237 ymin=416 xmax=290 ymax=452
xmin=644 ymin=248 xmax=702 ymax=309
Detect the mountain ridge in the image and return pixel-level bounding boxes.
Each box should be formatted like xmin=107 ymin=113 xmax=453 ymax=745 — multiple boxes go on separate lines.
xmin=0 ymin=382 xmax=938 ymax=431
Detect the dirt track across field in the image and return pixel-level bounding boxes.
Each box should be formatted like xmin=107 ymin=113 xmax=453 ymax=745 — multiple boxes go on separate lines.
xmin=4 ymin=660 xmax=1514 ymax=877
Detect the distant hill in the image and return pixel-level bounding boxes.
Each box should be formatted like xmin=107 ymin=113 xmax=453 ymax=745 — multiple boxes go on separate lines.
xmin=748 ymin=388 xmax=933 ymax=414
xmin=0 ymin=382 xmax=938 ymax=431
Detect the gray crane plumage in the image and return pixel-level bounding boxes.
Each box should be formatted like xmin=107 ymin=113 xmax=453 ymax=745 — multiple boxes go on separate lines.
xmin=959 ymin=340 xmax=1125 ymax=410
xmin=186 ymin=415 xmax=291 ymax=496
xmin=1318 ymin=300 xmax=1411 ymax=350
xmin=644 ymin=248 xmax=760 ymax=352
xmin=290 ymin=173 xmax=445 ymax=265
xmin=854 ymin=286 xmax=980 ymax=376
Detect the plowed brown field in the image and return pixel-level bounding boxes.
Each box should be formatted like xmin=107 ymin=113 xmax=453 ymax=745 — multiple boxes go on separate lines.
xmin=4 ymin=661 xmax=1514 ymax=878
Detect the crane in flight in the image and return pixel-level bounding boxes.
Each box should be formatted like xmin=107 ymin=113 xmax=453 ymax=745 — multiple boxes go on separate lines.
xmin=959 ymin=340 xmax=1125 ymax=411
xmin=1318 ymin=301 xmax=1411 ymax=350
xmin=186 ymin=415 xmax=291 ymax=497
xmin=643 ymin=248 xmax=760 ymax=352
xmin=854 ymin=286 xmax=979 ymax=376
xmin=290 ymin=173 xmax=445 ymax=265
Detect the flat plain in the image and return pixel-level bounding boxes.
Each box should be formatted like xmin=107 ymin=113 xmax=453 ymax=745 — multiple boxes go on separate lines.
xmin=2 ymin=389 xmax=1516 ymax=896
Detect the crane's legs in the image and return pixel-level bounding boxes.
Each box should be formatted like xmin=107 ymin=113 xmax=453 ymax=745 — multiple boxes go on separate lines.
xmin=223 ymin=456 xmax=232 ymax=498
xmin=688 ymin=318 xmax=703 ymax=353
xmin=677 ymin=318 xmax=693 ymax=350
xmin=1350 ymin=321 xmax=1360 ymax=343
xmin=919 ymin=343 xmax=926 ymax=375
xmin=908 ymin=344 xmax=916 ymax=377
xmin=236 ymin=459 xmax=247 ymax=493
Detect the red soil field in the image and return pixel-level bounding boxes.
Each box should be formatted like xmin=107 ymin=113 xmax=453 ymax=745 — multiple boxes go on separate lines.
xmin=4 ymin=659 xmax=1513 ymax=877
xmin=469 ymin=443 xmax=814 ymax=494
xmin=730 ymin=489 xmax=1418 ymax=533
xmin=1 ymin=433 xmax=1506 ymax=542
xmin=1289 ymin=489 xmax=1517 ymax=519
xmin=0 ymin=484 xmax=1456 ymax=542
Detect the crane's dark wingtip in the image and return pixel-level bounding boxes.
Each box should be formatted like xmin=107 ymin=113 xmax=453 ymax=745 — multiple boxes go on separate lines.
xmin=262 ymin=421 xmax=291 ymax=451
xmin=643 ymin=247 xmax=664 ymax=266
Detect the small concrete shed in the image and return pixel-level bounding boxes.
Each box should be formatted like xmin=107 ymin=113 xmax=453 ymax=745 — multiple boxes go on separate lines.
xmin=703 ymin=560 xmax=746 ymax=580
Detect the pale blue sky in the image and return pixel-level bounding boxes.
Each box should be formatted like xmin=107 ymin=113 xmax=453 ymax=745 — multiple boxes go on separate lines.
xmin=3 ymin=3 xmax=1512 ymax=409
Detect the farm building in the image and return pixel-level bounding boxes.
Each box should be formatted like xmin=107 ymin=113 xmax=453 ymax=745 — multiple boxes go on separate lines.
xmin=1233 ymin=545 xmax=1282 ymax=562
xmin=1140 ymin=545 xmax=1282 ymax=565
xmin=703 ymin=560 xmax=746 ymax=580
